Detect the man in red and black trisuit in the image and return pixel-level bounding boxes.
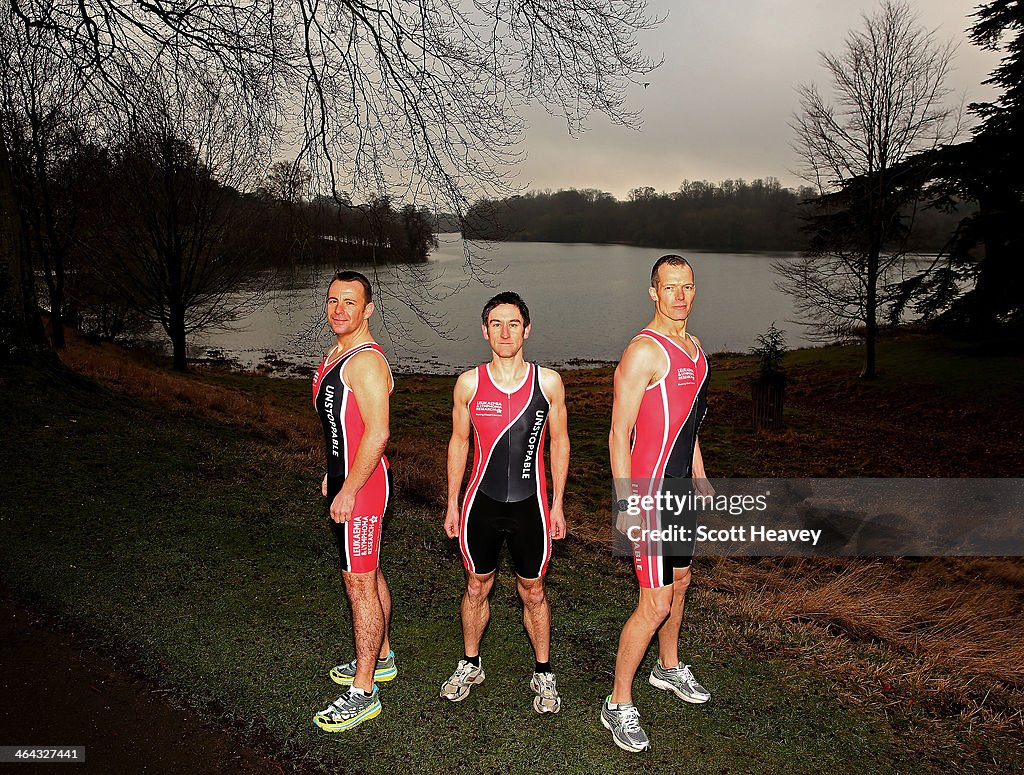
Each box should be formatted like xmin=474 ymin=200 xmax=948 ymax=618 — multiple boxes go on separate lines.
xmin=601 ymin=256 xmax=714 ymax=752
xmin=311 ymin=271 xmax=394 ymax=733
xmin=441 ymin=291 xmax=570 ymax=714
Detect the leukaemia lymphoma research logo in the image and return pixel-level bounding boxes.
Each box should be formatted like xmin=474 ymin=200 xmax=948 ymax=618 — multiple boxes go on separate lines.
xmin=474 ymin=400 xmax=503 ymax=417
xmin=677 ymin=366 xmax=695 ymax=386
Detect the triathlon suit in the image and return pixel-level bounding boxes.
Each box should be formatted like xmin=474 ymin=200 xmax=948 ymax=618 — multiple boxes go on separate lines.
xmin=459 ymin=362 xmax=552 ymax=579
xmin=313 ymin=341 xmax=394 ymax=573
xmin=629 ymin=329 xmax=709 ymax=589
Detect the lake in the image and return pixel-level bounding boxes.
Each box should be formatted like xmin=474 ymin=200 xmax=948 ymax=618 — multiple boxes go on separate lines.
xmin=193 ymin=234 xmax=816 ymax=375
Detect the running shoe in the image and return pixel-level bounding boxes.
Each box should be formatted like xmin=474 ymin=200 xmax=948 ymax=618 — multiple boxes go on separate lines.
xmin=439 ymin=658 xmax=485 ymax=702
xmin=313 ymin=686 xmax=381 ymax=732
xmin=329 ymin=650 xmax=398 ymax=686
xmin=530 ymin=671 xmax=561 ymax=714
xmin=648 ymin=661 xmax=711 ymax=704
xmin=600 ymin=696 xmax=650 ymax=752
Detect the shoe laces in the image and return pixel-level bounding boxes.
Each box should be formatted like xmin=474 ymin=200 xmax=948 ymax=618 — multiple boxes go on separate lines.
xmin=619 ymin=704 xmax=642 ymax=733
xmin=678 ymin=664 xmax=695 ymax=682
xmin=328 ymin=689 xmax=371 ymax=719
xmin=535 ymin=672 xmax=558 ymax=698
xmin=453 ymin=659 xmax=478 ymax=682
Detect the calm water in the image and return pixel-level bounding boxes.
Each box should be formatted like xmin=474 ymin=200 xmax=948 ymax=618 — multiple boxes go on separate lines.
xmin=193 ymin=234 xmax=814 ymax=375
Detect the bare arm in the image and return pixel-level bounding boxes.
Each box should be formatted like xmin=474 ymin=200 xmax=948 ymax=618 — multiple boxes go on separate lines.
xmin=541 ymin=368 xmax=569 ymax=540
xmin=444 ymin=369 xmax=476 ymax=538
xmin=610 ymin=338 xmax=664 ymax=531
xmin=330 ymin=350 xmax=391 ymax=523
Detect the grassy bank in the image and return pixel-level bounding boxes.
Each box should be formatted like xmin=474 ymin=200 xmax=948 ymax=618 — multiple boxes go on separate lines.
xmin=50 ymin=330 xmax=1024 ymax=727
xmin=2 ymin=331 xmax=1022 ymax=771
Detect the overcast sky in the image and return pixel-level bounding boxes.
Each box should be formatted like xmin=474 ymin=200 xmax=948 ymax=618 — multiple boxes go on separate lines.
xmin=515 ymin=0 xmax=1003 ymax=199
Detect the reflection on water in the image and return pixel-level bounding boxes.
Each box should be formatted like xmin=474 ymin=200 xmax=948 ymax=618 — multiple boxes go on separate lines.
xmin=192 ymin=234 xmax=816 ymax=375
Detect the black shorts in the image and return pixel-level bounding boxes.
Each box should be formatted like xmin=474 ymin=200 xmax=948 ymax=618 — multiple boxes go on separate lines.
xmin=459 ymin=491 xmax=552 ymax=579
xmin=634 ymin=476 xmax=696 ymax=589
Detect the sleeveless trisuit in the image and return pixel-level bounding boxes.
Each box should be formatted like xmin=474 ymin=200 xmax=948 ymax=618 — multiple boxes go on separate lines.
xmin=459 ymin=363 xmax=552 ymax=579
xmin=629 ymin=329 xmax=709 ymax=589
xmin=313 ymin=342 xmax=394 ymax=573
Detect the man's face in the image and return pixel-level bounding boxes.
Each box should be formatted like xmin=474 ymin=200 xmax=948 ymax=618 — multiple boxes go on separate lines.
xmin=482 ymin=303 xmax=530 ymax=358
xmin=649 ymin=263 xmax=696 ymax=322
xmin=326 ymin=280 xmax=373 ymax=337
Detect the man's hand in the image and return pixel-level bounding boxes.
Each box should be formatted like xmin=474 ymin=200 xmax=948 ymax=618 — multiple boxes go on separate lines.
xmin=330 ymin=487 xmax=356 ymax=523
xmin=693 ymin=476 xmax=716 ymax=502
xmin=321 ymin=474 xmax=328 ymax=497
xmin=614 ymin=500 xmax=644 ymax=537
xmin=551 ymin=502 xmax=567 ymax=540
xmin=443 ymin=504 xmax=460 ymax=538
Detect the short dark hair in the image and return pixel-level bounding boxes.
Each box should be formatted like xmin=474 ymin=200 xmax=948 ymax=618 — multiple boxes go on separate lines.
xmin=650 ymin=255 xmax=694 ymax=288
xmin=329 ymin=270 xmax=372 ymax=304
xmin=481 ymin=291 xmax=530 ymax=327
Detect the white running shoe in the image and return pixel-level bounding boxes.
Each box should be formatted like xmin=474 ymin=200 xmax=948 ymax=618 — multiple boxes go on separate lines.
xmin=648 ymin=661 xmax=711 ymax=704
xmin=439 ymin=658 xmax=485 ymax=702
xmin=530 ymin=672 xmax=561 ymax=714
xmin=600 ymin=696 xmax=650 ymax=752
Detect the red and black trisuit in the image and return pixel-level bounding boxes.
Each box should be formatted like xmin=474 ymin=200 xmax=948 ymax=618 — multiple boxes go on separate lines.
xmin=459 ymin=363 xmax=552 ymax=579
xmin=313 ymin=342 xmax=393 ymax=574
xmin=629 ymin=329 xmax=709 ymax=589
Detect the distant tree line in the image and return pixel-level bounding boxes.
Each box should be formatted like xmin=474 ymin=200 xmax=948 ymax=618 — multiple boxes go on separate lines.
xmin=463 ymin=178 xmax=965 ymax=252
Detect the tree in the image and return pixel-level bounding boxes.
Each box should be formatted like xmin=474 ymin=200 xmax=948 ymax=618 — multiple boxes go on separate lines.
xmin=782 ymin=0 xmax=960 ymax=377
xmin=1 ymin=1 xmax=659 ymax=362
xmin=85 ymin=87 xmax=268 ymax=371
xmin=0 ymin=12 xmax=83 ymax=349
xmin=908 ymin=1 xmax=1023 ymax=333
xmin=259 ymin=160 xmax=312 ymax=205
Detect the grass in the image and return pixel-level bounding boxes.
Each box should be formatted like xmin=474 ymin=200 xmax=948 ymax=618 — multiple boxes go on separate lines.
xmin=52 ymin=330 xmax=1024 ymax=721
xmin=4 ymin=328 xmax=1023 ymax=770
xmin=4 ymin=359 xmax=1021 ymax=774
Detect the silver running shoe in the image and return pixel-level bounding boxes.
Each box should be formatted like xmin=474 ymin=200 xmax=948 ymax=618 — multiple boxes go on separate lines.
xmin=600 ymin=696 xmax=650 ymax=752
xmin=439 ymin=658 xmax=485 ymax=702
xmin=530 ymin=672 xmax=561 ymax=714
xmin=648 ymin=661 xmax=711 ymax=704
xmin=313 ymin=687 xmax=382 ymax=732
xmin=329 ymin=650 xmax=398 ymax=686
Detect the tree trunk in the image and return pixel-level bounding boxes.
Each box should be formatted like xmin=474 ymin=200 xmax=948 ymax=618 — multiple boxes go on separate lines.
xmin=973 ymin=190 xmax=1013 ymax=336
xmin=168 ymin=305 xmax=188 ymax=371
xmin=0 ymin=132 xmax=48 ymax=360
xmin=752 ymin=380 xmax=785 ymax=431
xmin=43 ymin=267 xmax=66 ymax=349
xmin=862 ymin=248 xmax=879 ymax=379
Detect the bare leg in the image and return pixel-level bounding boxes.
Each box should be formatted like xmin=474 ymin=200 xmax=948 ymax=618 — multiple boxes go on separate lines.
xmin=461 ymin=571 xmax=495 ymax=657
xmin=517 ymin=576 xmax=550 ymax=664
xmin=377 ymin=568 xmax=393 ymax=658
xmin=610 ymin=586 xmax=673 ymax=705
xmin=342 ymin=569 xmax=385 ymax=693
xmin=656 ymin=567 xmax=692 ymax=668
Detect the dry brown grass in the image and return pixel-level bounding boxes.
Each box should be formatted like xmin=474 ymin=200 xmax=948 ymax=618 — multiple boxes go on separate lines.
xmin=59 ymin=331 xmax=452 ymax=513
xmin=58 ymin=331 xmax=323 ymax=470
xmin=702 ymin=556 xmax=1024 ymax=731
xmin=56 ymin=332 xmax=1024 ymax=734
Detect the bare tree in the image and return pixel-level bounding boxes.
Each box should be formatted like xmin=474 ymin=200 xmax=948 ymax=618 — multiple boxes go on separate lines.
xmin=259 ymin=160 xmax=312 ymax=205
xmin=0 ymin=8 xmax=100 ymax=350
xmin=85 ymin=83 xmax=270 ymax=370
xmin=780 ymin=0 xmax=960 ymax=377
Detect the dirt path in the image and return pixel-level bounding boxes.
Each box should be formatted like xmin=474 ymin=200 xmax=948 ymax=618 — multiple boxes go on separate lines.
xmin=0 ymin=591 xmax=300 ymax=775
